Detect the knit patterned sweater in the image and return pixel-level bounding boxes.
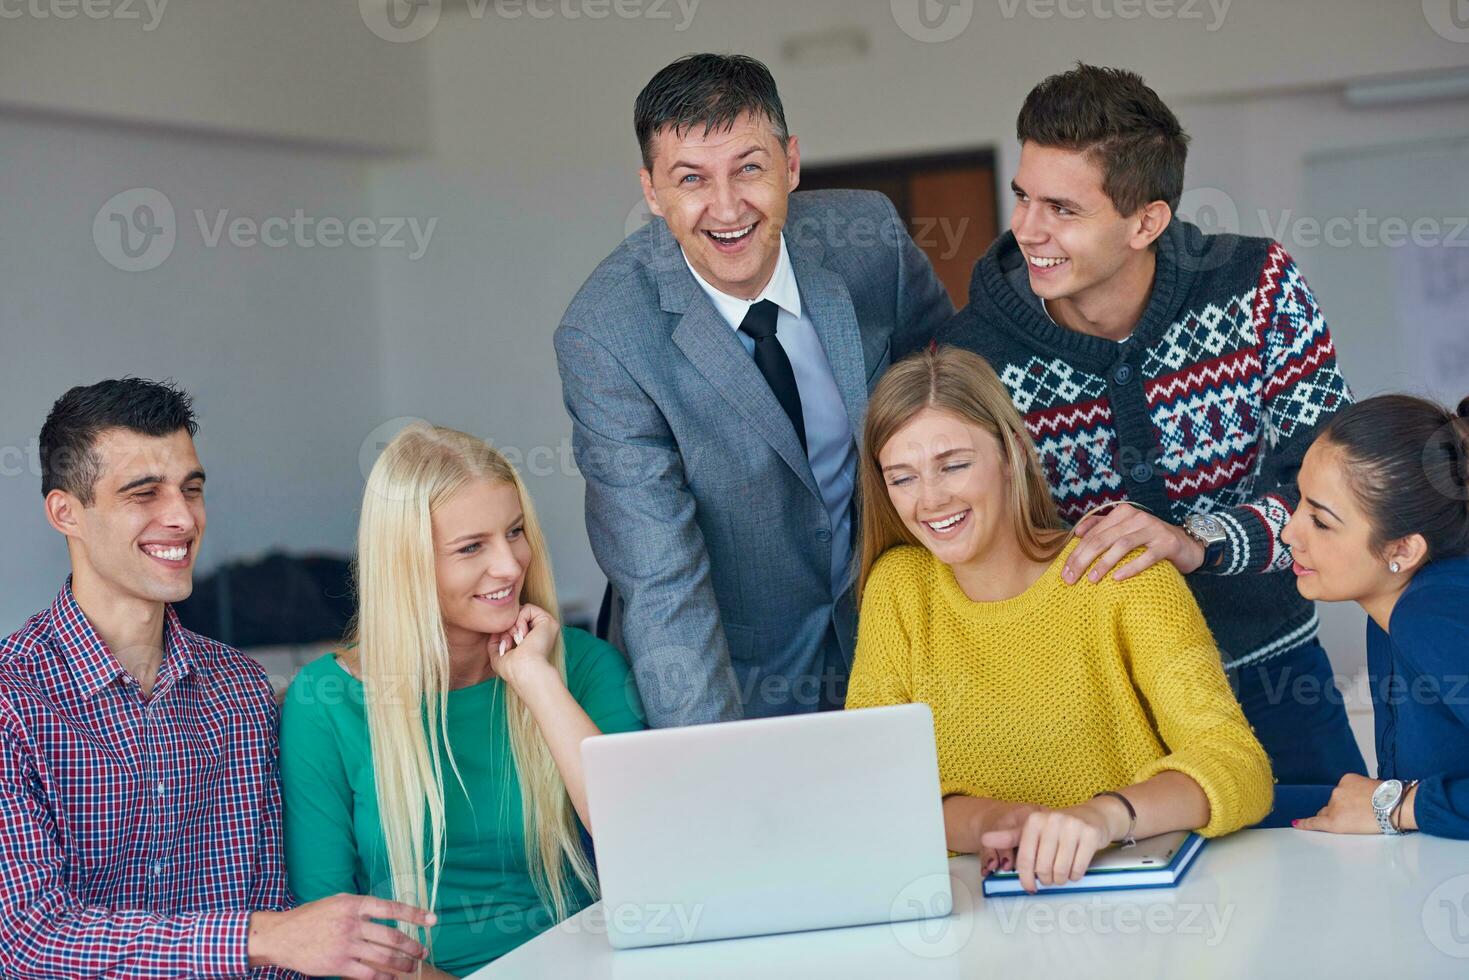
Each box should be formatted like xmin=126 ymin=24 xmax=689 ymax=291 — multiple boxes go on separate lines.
xmin=846 ymin=540 xmax=1274 ymax=837
xmin=934 ymin=221 xmax=1352 ymax=669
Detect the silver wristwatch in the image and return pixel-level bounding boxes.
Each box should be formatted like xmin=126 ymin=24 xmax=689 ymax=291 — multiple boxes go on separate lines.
xmin=1372 ymin=779 xmax=1416 ymax=835
xmin=1182 ymin=513 xmax=1227 ymax=570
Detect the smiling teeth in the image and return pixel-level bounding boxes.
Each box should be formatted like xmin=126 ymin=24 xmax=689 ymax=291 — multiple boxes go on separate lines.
xmin=925 ymin=512 xmax=967 ymax=531
xmin=1029 ymin=255 xmax=1068 ymax=268
xmin=481 ymin=587 xmax=511 ymax=600
xmin=144 ymin=545 xmax=187 ymax=561
xmin=709 ymin=225 xmax=753 ymax=240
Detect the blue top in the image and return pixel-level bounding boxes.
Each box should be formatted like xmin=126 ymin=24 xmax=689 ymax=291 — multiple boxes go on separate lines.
xmin=1368 ymin=555 xmax=1469 ymax=839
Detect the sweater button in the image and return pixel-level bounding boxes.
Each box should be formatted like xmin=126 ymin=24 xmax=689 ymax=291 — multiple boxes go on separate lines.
xmin=1113 ymin=364 xmax=1133 ymax=385
xmin=1131 ymin=462 xmax=1153 ymax=482
xmin=815 ymin=527 xmax=832 ymax=542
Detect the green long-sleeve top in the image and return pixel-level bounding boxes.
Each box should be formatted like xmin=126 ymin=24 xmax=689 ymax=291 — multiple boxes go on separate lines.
xmin=278 ymin=627 xmax=645 ymax=976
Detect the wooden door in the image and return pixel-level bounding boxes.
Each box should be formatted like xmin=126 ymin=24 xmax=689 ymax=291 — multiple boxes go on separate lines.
xmin=798 ymin=149 xmax=999 ymax=308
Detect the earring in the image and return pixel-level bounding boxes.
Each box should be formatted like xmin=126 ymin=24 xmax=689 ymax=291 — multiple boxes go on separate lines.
xmin=1389 ymin=561 xmax=1401 ymax=573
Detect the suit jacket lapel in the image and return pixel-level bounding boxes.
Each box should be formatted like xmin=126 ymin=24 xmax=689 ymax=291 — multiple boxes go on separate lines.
xmin=788 ymin=235 xmax=867 ymax=439
xmin=652 ymin=219 xmax=821 ymax=500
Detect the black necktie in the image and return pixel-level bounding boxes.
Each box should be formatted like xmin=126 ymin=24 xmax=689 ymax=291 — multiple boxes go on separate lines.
xmin=739 ymin=300 xmax=807 ymax=454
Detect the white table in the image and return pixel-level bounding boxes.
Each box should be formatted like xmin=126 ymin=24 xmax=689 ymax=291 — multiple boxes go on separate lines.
xmin=464 ymin=830 xmax=1469 ymax=979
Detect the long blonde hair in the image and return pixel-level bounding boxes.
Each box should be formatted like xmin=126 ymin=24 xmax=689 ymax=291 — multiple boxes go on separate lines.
xmin=857 ymin=345 xmax=1067 ymax=599
xmin=350 ymin=422 xmax=596 ymax=943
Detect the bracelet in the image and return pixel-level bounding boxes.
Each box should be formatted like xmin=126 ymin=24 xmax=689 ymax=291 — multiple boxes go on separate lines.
xmin=1390 ymin=780 xmax=1419 ymax=832
xmin=1092 ymin=790 xmax=1138 ymax=848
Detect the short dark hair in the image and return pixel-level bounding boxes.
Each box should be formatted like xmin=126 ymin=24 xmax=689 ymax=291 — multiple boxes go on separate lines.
xmin=1016 ymin=63 xmax=1190 ymax=216
xmin=40 ymin=378 xmax=198 ymax=505
xmin=634 ymin=53 xmax=788 ymax=170
xmin=1318 ymin=393 xmax=1469 ymax=563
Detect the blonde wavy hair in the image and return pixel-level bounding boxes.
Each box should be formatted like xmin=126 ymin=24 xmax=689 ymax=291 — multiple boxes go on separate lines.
xmin=349 ymin=423 xmax=595 ymax=945
xmin=857 ymin=345 xmax=1068 ymax=599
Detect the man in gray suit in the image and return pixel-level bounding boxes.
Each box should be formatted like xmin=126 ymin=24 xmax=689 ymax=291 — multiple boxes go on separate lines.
xmin=555 ymin=54 xmax=952 ymax=727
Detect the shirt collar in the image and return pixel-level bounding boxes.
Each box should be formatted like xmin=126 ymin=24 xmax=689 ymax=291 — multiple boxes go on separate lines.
xmin=682 ymin=233 xmax=802 ymax=331
xmin=48 ymin=578 xmax=195 ymax=698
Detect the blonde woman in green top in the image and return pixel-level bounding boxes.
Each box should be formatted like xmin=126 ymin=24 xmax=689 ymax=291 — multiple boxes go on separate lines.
xmin=279 ymin=424 xmax=645 ymax=977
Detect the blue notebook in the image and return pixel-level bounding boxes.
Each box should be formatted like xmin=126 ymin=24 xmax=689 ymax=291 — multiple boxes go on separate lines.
xmin=980 ymin=830 xmax=1205 ymax=897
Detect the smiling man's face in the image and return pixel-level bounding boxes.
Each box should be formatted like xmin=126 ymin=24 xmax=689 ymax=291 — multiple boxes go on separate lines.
xmin=1008 ymin=142 xmax=1141 ymax=306
xmin=62 ymin=427 xmax=207 ymax=605
xmin=640 ymin=110 xmax=799 ymax=300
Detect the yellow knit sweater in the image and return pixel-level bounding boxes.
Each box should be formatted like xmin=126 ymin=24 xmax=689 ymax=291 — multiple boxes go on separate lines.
xmin=846 ymin=539 xmax=1273 ymax=837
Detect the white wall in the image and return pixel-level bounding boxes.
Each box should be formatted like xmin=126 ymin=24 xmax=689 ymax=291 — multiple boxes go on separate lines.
xmin=0 ymin=0 xmax=431 ymax=151
xmin=0 ymin=113 xmax=386 ymax=626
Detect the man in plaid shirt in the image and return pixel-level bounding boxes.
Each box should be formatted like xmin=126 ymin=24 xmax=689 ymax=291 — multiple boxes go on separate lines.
xmin=0 ymin=379 xmax=434 ymax=979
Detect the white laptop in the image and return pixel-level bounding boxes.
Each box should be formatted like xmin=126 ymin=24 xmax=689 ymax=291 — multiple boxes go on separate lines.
xmin=580 ymin=703 xmax=953 ymax=949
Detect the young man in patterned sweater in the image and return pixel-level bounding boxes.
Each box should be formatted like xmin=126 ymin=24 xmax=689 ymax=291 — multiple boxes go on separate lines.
xmin=936 ymin=64 xmax=1366 ymax=786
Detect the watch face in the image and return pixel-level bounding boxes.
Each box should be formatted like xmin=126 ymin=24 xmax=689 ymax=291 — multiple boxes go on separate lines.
xmin=1372 ymin=779 xmax=1403 ymax=810
xmin=1192 ymin=516 xmax=1221 ymax=536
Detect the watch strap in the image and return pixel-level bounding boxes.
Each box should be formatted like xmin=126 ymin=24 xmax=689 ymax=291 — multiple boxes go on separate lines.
xmin=1390 ymin=780 xmax=1419 ymax=832
xmin=1183 ymin=515 xmax=1227 ymax=569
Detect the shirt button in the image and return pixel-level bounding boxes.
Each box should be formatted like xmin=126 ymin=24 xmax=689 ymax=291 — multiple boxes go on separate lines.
xmin=1131 ymin=462 xmax=1153 ymax=482
xmin=153 ymin=861 xmax=164 ymax=876
xmin=1114 ymin=364 xmax=1133 ymax=385
xmin=156 ymin=780 xmax=165 ymax=795
xmin=815 ymin=528 xmax=832 ymax=543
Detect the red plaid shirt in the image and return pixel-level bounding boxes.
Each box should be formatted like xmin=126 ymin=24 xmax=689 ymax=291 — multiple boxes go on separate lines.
xmin=0 ymin=582 xmax=297 ymax=978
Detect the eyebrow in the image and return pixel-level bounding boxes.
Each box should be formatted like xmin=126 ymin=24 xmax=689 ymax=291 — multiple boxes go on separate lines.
xmin=880 ymin=448 xmax=973 ymax=473
xmin=669 ymin=145 xmax=767 ymax=172
xmin=1011 ymin=179 xmax=1085 ymax=213
xmin=1306 ymin=497 xmax=1343 ymax=522
xmin=116 ymin=469 xmax=206 ymax=494
xmin=445 ymin=532 xmax=486 ymax=547
xmin=444 ymin=514 xmax=525 ymax=547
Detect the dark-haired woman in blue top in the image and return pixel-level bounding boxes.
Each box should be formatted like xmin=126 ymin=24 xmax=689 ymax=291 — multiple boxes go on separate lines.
xmin=1278 ymin=393 xmax=1469 ymax=839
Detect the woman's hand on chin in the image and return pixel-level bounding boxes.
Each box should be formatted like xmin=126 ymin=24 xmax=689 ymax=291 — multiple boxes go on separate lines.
xmin=980 ymin=800 xmax=1116 ymax=893
xmin=487 ymin=603 xmax=560 ymax=692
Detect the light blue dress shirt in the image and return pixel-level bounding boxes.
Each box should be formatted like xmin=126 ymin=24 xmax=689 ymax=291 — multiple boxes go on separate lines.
xmin=682 ymin=235 xmax=857 ymax=597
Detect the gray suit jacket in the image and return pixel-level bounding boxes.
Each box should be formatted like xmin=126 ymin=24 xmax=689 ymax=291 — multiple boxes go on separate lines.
xmin=555 ymin=189 xmax=953 ymax=727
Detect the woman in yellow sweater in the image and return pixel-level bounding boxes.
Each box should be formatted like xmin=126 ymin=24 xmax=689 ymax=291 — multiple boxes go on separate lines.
xmin=846 ymin=346 xmax=1272 ymax=893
